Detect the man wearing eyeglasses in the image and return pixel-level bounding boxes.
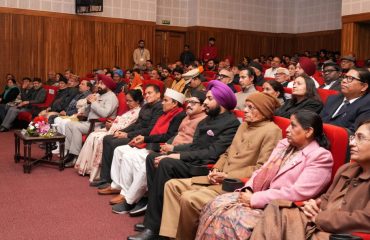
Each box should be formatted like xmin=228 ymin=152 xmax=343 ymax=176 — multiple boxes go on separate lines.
xmin=321 ymin=68 xmax=370 ymax=133
xmin=217 ymin=69 xmax=236 ymax=93
xmin=319 ymin=62 xmax=342 ymax=91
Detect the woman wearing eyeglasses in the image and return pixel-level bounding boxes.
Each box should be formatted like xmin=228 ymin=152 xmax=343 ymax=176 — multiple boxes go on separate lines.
xmin=251 ymin=119 xmax=370 ymax=240
xmin=321 ymin=68 xmax=370 ymax=133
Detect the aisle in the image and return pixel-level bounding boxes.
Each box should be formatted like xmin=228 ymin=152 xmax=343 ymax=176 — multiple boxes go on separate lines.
xmin=0 ymin=130 xmax=142 ymax=240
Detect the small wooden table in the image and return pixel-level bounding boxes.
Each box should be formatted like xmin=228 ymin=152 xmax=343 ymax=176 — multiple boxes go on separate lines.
xmin=14 ymin=130 xmax=66 ymax=173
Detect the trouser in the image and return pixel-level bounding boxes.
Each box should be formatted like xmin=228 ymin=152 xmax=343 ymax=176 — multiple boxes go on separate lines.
xmin=100 ymin=135 xmax=130 ymax=183
xmin=0 ymin=104 xmax=9 ymax=123
xmin=54 ymin=117 xmax=71 ymax=135
xmin=110 ymin=145 xmax=149 ymax=204
xmin=64 ymin=121 xmax=90 ymax=155
xmin=143 ymin=154 xmax=192 ymax=234
xmin=160 ymin=178 xmax=219 ymax=240
xmin=1 ymin=106 xmax=27 ymax=129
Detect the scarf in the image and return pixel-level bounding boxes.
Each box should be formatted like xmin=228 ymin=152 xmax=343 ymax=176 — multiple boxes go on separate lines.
xmin=252 ymin=145 xmax=298 ymax=192
xmin=3 ymin=85 xmax=18 ymax=100
xmin=130 ymin=72 xmax=143 ymax=90
xmin=134 ymin=107 xmax=183 ymax=149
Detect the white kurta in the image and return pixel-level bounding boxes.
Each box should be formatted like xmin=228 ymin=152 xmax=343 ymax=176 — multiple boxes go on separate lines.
xmin=110 ymin=145 xmax=150 ymax=205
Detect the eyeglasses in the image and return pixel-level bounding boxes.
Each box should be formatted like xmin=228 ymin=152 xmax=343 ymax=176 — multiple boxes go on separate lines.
xmin=185 ymin=100 xmax=201 ymax=105
xmin=323 ymin=69 xmax=337 ymax=74
xmin=343 ymin=75 xmax=361 ymax=83
xmin=217 ymin=74 xmax=230 ymax=79
xmin=349 ymin=134 xmax=370 ymax=145
xmin=244 ymin=104 xmax=257 ymax=111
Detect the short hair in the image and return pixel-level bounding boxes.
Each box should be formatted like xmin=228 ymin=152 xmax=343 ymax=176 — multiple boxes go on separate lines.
xmin=145 ymin=84 xmax=160 ymax=93
xmin=273 ymin=56 xmax=282 ymax=62
xmin=355 ymin=68 xmax=370 ymax=93
xmin=33 ymin=77 xmax=42 ymax=83
xmin=146 ymin=60 xmax=153 ymax=64
xmin=240 ymin=67 xmax=256 ymax=80
xmin=8 ymin=78 xmax=16 ymax=84
xmin=173 ymin=67 xmax=184 ymax=75
xmin=184 ymin=44 xmax=190 ymax=48
xmin=65 ymin=68 xmax=73 ymax=73
xmin=22 ymin=77 xmax=31 ymax=82
xmin=138 ymin=40 xmax=144 ymax=43
xmin=209 ymin=37 xmax=216 ymax=42
xmin=323 ymin=62 xmax=341 ymax=72
xmin=81 ymin=80 xmax=93 ymax=90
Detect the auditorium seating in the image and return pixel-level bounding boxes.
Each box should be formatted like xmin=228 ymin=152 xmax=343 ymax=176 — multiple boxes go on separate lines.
xmin=17 ymin=85 xmax=59 ymax=123
xmin=317 ymin=88 xmax=339 ymax=104
xmin=142 ymin=79 xmax=164 ymax=94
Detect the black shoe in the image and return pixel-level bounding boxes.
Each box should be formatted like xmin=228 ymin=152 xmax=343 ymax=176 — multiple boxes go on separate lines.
xmin=112 ymin=201 xmax=134 ymax=214
xmin=127 ymin=228 xmax=157 ymax=240
xmin=97 ymin=182 xmax=111 ymax=189
xmin=64 ymin=158 xmax=77 ymax=168
xmin=89 ymin=179 xmax=108 ymax=187
xmin=0 ymin=126 xmax=9 ymax=132
xmin=129 ymin=198 xmax=148 ymax=217
xmin=134 ymin=223 xmax=146 ymax=232
xmin=63 ymin=153 xmax=76 ymax=163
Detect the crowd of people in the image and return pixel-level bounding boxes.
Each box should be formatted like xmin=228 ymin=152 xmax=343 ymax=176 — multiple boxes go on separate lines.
xmin=0 ymin=37 xmax=370 ymax=240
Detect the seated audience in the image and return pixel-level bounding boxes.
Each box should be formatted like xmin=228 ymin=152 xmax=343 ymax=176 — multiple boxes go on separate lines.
xmin=340 ymin=55 xmax=356 ymax=73
xmin=249 ymin=61 xmax=265 ymax=86
xmin=217 ymin=69 xmax=236 ymax=93
xmin=113 ymin=71 xmax=126 ymax=94
xmin=274 ymin=67 xmax=290 ymax=87
xmin=0 ymin=78 xmax=19 ymax=104
xmin=205 ymin=59 xmax=217 ymax=72
xmin=160 ymin=92 xmax=282 ymax=240
xmin=321 ymin=68 xmax=370 ymax=133
xmin=74 ymin=89 xmax=143 ymax=181
xmin=62 ymin=74 xmax=118 ymax=166
xmin=183 ymin=68 xmax=206 ymax=98
xmin=288 ymin=63 xmax=297 ymax=81
xmin=195 ymin=110 xmax=333 ymax=239
xmin=262 ymin=80 xmax=286 ymax=105
xmin=90 ymin=84 xmax=163 ymax=188
xmin=264 ymin=56 xmax=281 ymax=78
xmin=46 ymin=71 xmax=57 ymax=86
xmin=288 ymin=57 xmax=320 ymax=88
xmin=251 ymin=119 xmax=370 ymax=240
xmin=0 ymin=78 xmax=46 ymax=132
xmin=127 ymin=80 xmax=240 ymax=240
xmin=99 ymin=89 xmax=186 ymax=214
xmin=171 ymin=67 xmax=186 ymax=93
xmin=320 ymin=62 xmax=342 ymax=91
xmin=231 ymin=65 xmax=240 ymax=84
xmin=235 ymin=67 xmax=257 ymax=110
xmin=275 ymin=75 xmax=323 ymax=118
xmin=160 ymin=67 xmax=174 ymax=90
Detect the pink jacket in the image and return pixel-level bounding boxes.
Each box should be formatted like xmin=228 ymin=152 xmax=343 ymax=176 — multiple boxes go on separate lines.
xmin=245 ymin=138 xmax=333 ymax=209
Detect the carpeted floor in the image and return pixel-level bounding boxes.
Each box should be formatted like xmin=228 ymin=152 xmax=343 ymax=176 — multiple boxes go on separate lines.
xmin=0 ymin=130 xmax=143 ymax=240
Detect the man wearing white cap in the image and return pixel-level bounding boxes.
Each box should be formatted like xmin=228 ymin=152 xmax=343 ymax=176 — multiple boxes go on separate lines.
xmin=182 ymin=68 xmax=206 ymax=98
xmin=99 ymin=88 xmax=186 ymax=214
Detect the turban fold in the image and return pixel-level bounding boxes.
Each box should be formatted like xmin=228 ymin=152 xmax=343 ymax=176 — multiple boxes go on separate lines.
xmin=98 ymin=74 xmax=117 ymax=91
xmin=206 ymin=80 xmax=237 ymax=110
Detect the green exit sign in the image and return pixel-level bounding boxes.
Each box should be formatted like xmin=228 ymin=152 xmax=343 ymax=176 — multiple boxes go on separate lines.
xmin=162 ymin=20 xmax=171 ymax=25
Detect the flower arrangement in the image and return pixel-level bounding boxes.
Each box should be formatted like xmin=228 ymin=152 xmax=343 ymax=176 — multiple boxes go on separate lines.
xmin=26 ymin=116 xmax=55 ymax=137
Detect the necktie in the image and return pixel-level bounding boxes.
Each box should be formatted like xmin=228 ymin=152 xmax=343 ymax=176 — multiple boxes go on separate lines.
xmin=334 ymin=100 xmax=350 ymax=118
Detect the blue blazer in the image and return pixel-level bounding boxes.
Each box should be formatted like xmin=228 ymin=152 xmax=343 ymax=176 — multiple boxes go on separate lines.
xmin=320 ymin=93 xmax=370 ymax=133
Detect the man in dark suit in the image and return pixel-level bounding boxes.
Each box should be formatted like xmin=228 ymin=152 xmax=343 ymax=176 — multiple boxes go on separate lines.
xmin=127 ymin=80 xmax=240 ymax=240
xmin=320 ymin=62 xmax=342 ymax=91
xmin=321 ymin=68 xmax=370 ymax=133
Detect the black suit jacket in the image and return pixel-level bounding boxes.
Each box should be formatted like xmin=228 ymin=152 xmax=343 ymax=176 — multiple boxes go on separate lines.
xmin=174 ymin=111 xmax=240 ymax=166
xmin=275 ymin=98 xmax=323 ymax=119
xmin=319 ymin=79 xmax=342 ymax=91
xmin=321 ymin=93 xmax=370 ymax=133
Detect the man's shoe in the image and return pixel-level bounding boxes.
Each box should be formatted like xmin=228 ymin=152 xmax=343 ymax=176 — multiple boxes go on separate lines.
xmin=97 ymin=182 xmax=111 ymax=189
xmin=134 ymin=223 xmax=145 ymax=232
xmin=97 ymin=186 xmax=120 ymax=195
xmin=129 ymin=198 xmax=148 ymax=217
xmin=89 ymin=179 xmax=108 ymax=187
xmin=0 ymin=126 xmax=9 ymax=132
xmin=112 ymin=201 xmax=134 ymax=214
xmin=127 ymin=228 xmax=157 ymax=240
xmin=63 ymin=153 xmax=76 ymax=163
xmin=109 ymin=194 xmax=125 ymax=205
xmin=64 ymin=158 xmax=77 ymax=168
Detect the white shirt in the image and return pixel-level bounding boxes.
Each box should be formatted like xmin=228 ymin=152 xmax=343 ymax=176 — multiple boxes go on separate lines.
xmin=322 ymin=80 xmax=338 ymax=90
xmin=332 ymin=97 xmax=360 ymax=118
xmin=264 ymin=68 xmax=278 ymax=78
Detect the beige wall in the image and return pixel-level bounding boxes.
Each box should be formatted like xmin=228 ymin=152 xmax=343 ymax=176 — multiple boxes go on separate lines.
xmin=342 ymin=0 xmax=370 ymax=16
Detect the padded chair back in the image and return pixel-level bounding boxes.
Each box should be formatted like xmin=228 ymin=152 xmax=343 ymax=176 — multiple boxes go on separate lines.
xmin=255 ymin=86 xmax=263 ymax=92
xmin=283 ymin=87 xmax=292 ymax=94
xmin=142 ymin=79 xmax=164 ymax=94
xmin=317 ymin=88 xmax=339 ymax=105
xmin=323 ymin=123 xmax=348 ymax=179
xmin=232 ymin=109 xmax=244 ymax=123
xmin=273 ymin=116 xmax=290 ymax=138
xmin=116 ymin=92 xmax=128 ymax=116
xmin=203 ymin=71 xmax=217 ymax=81
xmin=264 ymin=77 xmax=275 ymax=81
xmin=233 ymin=84 xmax=242 ymax=92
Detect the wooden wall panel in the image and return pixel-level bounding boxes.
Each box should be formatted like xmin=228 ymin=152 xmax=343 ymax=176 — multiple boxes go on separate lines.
xmin=357 ymin=23 xmax=370 ymax=60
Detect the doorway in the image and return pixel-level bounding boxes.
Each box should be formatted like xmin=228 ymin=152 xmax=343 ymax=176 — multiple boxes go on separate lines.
xmin=154 ymin=30 xmax=186 ymax=66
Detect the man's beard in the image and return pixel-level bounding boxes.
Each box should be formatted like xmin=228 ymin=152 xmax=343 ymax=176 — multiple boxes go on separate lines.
xmin=205 ymin=104 xmax=221 ymax=118
xmin=97 ymin=88 xmax=108 ymax=95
